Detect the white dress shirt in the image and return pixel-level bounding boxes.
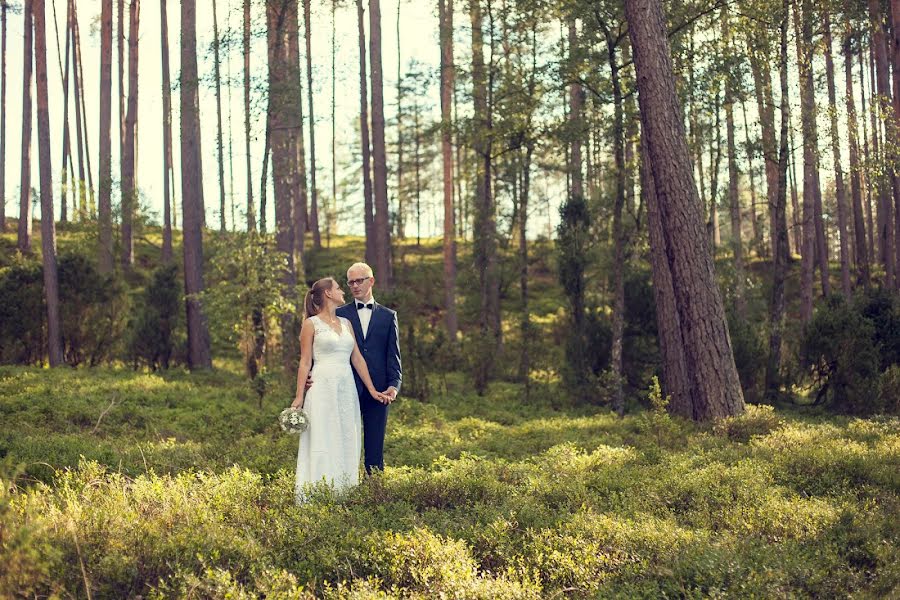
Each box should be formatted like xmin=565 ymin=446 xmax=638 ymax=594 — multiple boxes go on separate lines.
xmin=357 ymin=295 xmax=375 ymax=338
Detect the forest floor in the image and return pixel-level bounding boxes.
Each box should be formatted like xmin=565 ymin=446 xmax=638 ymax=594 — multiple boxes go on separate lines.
xmin=1 ymin=365 xmax=898 ymax=598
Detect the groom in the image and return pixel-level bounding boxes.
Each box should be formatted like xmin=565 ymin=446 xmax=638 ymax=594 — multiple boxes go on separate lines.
xmin=336 ymin=262 xmax=401 ymax=474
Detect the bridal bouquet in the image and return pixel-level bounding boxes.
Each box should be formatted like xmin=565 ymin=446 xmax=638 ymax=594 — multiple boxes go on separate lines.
xmin=279 ymin=407 xmax=310 ymax=434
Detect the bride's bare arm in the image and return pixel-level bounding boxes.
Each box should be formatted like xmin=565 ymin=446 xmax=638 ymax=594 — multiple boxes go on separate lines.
xmin=347 ymin=327 xmax=388 ymax=403
xmin=291 ymin=319 xmax=315 ymax=408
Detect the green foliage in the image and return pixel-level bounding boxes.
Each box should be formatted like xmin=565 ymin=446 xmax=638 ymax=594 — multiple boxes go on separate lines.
xmin=128 ymin=264 xmax=183 ymax=370
xmin=556 ymin=195 xmax=592 ymax=399
xmin=727 ymin=307 xmax=767 ymax=404
xmin=713 ymin=404 xmax=784 ymax=442
xmin=58 ymin=253 xmax=129 ymax=366
xmin=0 ymin=260 xmax=44 ymax=365
xmin=801 ymin=295 xmax=884 ymax=414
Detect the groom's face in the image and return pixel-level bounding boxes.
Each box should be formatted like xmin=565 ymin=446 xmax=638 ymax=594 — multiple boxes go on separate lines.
xmin=347 ymin=267 xmax=374 ymax=301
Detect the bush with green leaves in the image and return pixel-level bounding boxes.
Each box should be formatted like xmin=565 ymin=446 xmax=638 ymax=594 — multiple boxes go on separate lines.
xmin=0 ymin=260 xmax=44 ymax=365
xmin=800 ymin=294 xmax=882 ymax=414
xmin=128 ymin=264 xmax=183 ymax=370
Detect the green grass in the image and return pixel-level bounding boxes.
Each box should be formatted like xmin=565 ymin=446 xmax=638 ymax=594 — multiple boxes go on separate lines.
xmin=1 ymin=366 xmax=898 ymax=598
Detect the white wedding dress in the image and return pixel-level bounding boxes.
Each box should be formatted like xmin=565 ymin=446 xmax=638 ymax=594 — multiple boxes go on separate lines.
xmin=295 ymin=315 xmax=362 ymax=501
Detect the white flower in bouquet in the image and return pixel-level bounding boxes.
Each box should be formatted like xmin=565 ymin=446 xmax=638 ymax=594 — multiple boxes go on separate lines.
xmin=279 ymin=407 xmax=310 ymax=434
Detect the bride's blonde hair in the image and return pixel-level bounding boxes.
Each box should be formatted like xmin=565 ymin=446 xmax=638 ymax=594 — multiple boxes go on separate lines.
xmin=304 ymin=277 xmax=337 ymax=318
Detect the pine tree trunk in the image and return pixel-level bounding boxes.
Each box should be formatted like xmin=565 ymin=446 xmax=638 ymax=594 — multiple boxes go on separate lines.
xmin=121 ymin=0 xmax=139 ymax=269
xmin=396 ymin=1 xmax=404 ymax=241
xmin=304 ymin=0 xmax=321 ymax=248
xmin=869 ymin=0 xmax=896 ymax=287
xmin=439 ymin=0 xmax=457 ymax=342
xmin=794 ymin=0 xmax=820 ymax=321
xmin=260 ymin=113 xmax=270 ymax=234
xmin=640 ymin=127 xmax=691 ymax=418
xmin=369 ymin=0 xmax=393 ymax=287
xmin=181 ymin=0 xmax=212 ymax=370
xmin=740 ymin=97 xmax=762 ymax=257
xmin=625 ymin=0 xmax=745 ymax=421
xmin=117 ymin=0 xmax=125 ymax=195
xmin=98 ymin=0 xmax=113 ymax=272
xmin=722 ymin=8 xmax=745 ymax=315
xmin=243 ymin=0 xmax=255 ymax=231
xmin=822 ymin=10 xmax=851 ymax=296
xmin=33 ymin=0 xmax=64 ymax=366
xmin=289 ymin=5 xmax=308 ymax=267
xmin=765 ymin=0 xmax=791 ymax=400
xmin=891 ymin=0 xmax=900 ymax=284
xmin=70 ymin=2 xmax=91 ymax=219
xmin=709 ymin=88 xmax=722 ymax=249
xmin=56 ymin=0 xmax=72 ymax=224
xmin=18 ymin=0 xmax=34 ymax=253
xmin=788 ymin=125 xmax=801 ymax=256
xmin=1 ymin=2 xmax=7 ymax=232
xmin=160 ymin=0 xmax=173 ymax=263
xmin=845 ymin=10 xmax=868 ymax=286
xmin=356 ymin=0 xmax=375 ymax=265
xmin=212 ymin=0 xmax=226 ymax=232
xmin=749 ymin=35 xmax=781 ymax=262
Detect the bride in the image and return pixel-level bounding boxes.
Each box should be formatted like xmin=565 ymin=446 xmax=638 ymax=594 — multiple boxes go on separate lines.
xmin=291 ymin=277 xmax=389 ymax=500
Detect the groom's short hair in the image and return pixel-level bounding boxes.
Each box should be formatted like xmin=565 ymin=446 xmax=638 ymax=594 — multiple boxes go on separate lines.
xmin=348 ymin=262 xmax=374 ymax=277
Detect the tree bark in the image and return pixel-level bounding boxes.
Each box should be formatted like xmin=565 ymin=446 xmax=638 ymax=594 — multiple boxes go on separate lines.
xmin=181 ymin=0 xmax=212 ymax=370
xmin=212 ymin=0 xmax=226 ymax=232
xmin=288 ymin=3 xmax=308 ymax=267
xmin=121 ymin=0 xmax=139 ymax=269
xmin=749 ymin=32 xmax=781 ymax=263
xmin=356 ymin=0 xmax=375 ymax=265
xmin=1 ymin=2 xmax=7 ymax=232
xmin=33 ymin=0 xmax=63 ymax=366
xmin=70 ymin=1 xmax=92 ymax=219
xmin=303 ymin=0 xmax=321 ymax=248
xmin=844 ymin=11 xmax=868 ymax=287
xmin=370 ymin=0 xmax=393 ymax=286
xmin=98 ymin=0 xmax=113 ymax=272
xmin=625 ymin=0 xmax=745 ymax=421
xmin=822 ymin=10 xmax=851 ymax=296
xmin=18 ymin=0 xmax=34 ymax=254
xmin=722 ymin=8 xmax=745 ymax=315
xmin=243 ymin=0 xmax=255 ymax=231
xmin=117 ymin=0 xmax=124 ymax=192
xmin=55 ymin=0 xmax=72 ymax=223
xmin=439 ymin=0 xmax=458 ymax=342
xmin=160 ymin=0 xmax=173 ymax=263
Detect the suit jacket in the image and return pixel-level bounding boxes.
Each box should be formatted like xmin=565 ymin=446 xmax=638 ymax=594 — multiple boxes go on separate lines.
xmin=336 ymin=301 xmax=402 ymax=398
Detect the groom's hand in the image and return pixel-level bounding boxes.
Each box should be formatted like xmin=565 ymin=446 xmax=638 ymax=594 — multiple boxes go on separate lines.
xmin=383 ymin=387 xmax=398 ymax=404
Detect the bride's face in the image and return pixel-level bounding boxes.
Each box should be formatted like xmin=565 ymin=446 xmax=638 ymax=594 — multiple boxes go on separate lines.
xmin=325 ymin=280 xmax=345 ymax=305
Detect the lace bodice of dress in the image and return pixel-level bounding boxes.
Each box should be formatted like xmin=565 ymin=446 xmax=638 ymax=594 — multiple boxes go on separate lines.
xmin=310 ymin=315 xmax=354 ymax=366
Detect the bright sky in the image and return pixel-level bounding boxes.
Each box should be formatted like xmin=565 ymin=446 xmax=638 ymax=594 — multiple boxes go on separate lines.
xmin=1 ymin=0 xmax=455 ymax=237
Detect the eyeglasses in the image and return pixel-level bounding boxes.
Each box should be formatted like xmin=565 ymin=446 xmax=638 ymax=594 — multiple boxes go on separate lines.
xmin=347 ymin=277 xmax=372 ymax=287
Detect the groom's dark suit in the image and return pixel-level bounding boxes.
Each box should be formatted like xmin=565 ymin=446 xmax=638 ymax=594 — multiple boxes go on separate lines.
xmin=336 ymin=300 xmax=401 ymax=473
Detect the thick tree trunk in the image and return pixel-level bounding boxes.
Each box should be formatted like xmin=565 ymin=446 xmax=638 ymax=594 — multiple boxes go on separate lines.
xmin=243 ymin=0 xmax=255 ymax=231
xmin=641 ymin=127 xmax=691 ymax=418
xmin=356 ymin=0 xmax=375 ymax=265
xmin=891 ymin=0 xmax=900 ymax=283
xmin=869 ymin=0 xmax=896 ymax=287
xmin=625 ymin=0 xmax=745 ymax=421
xmin=439 ymin=0 xmax=458 ymax=342
xmin=822 ymin=11 xmax=851 ymax=296
xmin=749 ymin=36 xmax=781 ymax=262
xmin=181 ymin=0 xmax=213 ymax=370
xmin=160 ymin=0 xmax=173 ymax=263
xmin=844 ymin=12 xmax=869 ymax=287
xmin=98 ymin=0 xmax=113 ymax=272
xmin=18 ymin=0 xmax=34 ymax=253
xmin=1 ymin=2 xmax=7 ymax=232
xmin=288 ymin=5 xmax=307 ymax=267
xmin=34 ymin=0 xmax=63 ymax=366
xmin=722 ymin=9 xmax=745 ymax=315
xmin=121 ymin=0 xmax=139 ymax=269
xmin=212 ymin=0 xmax=226 ymax=232
xmin=370 ymin=0 xmax=393 ymax=286
xmin=304 ymin=0 xmax=321 ymax=248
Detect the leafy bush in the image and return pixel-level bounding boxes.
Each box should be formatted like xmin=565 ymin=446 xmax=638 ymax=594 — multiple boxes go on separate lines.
xmin=0 ymin=261 xmax=44 ymax=365
xmin=58 ymin=253 xmax=128 ymax=366
xmin=800 ymin=295 xmax=881 ymax=414
xmin=128 ymin=265 xmax=183 ymax=370
xmin=713 ymin=403 xmax=783 ymax=442
xmin=727 ymin=307 xmax=767 ymax=403
xmin=855 ymin=287 xmax=900 ymax=370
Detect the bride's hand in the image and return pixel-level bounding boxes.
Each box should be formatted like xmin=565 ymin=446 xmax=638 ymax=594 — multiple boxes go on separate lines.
xmin=368 ymin=389 xmax=388 ymax=404
xmin=291 ymin=397 xmax=304 ymax=409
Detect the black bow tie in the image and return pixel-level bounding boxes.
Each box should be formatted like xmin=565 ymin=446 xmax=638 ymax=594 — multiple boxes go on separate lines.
xmin=357 ymin=302 xmax=374 ymax=310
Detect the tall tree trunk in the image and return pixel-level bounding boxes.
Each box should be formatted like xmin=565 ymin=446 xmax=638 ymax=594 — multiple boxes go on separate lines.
xmin=1 ymin=1 xmax=7 ymax=232
xmin=740 ymin=97 xmax=763 ymax=257
xmin=766 ymin=0 xmax=791 ymax=401
xmin=822 ymin=10 xmax=852 ymax=296
xmin=788 ymin=123 xmax=801 ymax=256
xmin=304 ymin=0 xmax=321 ymax=248
xmin=18 ymin=0 xmax=34 ymax=253
xmin=396 ymin=0 xmax=404 ymax=240
xmin=439 ymin=0 xmax=458 ymax=342
xmin=869 ymin=0 xmax=896 ymax=287
xmin=98 ymin=0 xmax=113 ymax=271
xmin=625 ymin=0 xmax=745 ymax=421
xmin=859 ymin=46 xmax=875 ymax=261
xmin=117 ymin=0 xmax=124 ymax=195
xmin=243 ymin=0 xmax=255 ymax=231
xmin=289 ymin=4 xmax=308 ymax=266
xmin=794 ymin=0 xmax=821 ymax=321
xmin=891 ymin=0 xmax=900 ymax=283
xmin=121 ymin=0 xmax=139 ymax=269
xmin=260 ymin=112 xmax=270 ymax=234
xmin=640 ymin=126 xmax=691 ymax=418
xmin=844 ymin=12 xmax=868 ymax=287
xmin=330 ymin=0 xmax=336 ymax=247
xmin=470 ymin=0 xmax=499 ymax=394
xmin=370 ymin=0 xmax=393 ymax=287
xmin=181 ymin=0 xmax=212 ymax=370
xmin=212 ymin=0 xmax=226 ymax=232
xmin=722 ymin=8 xmax=745 ymax=315
xmin=708 ymin=88 xmax=722 ymax=249
xmin=267 ymin=0 xmax=302 ymax=372
xmin=749 ymin=33 xmax=781 ymax=263
xmin=33 ymin=0 xmax=63 ymax=366
xmin=70 ymin=1 xmax=91 ymax=220
xmin=55 ymin=0 xmax=72 ymax=224
xmin=356 ymin=0 xmax=375 ymax=265
xmin=160 ymin=0 xmax=173 ymax=263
